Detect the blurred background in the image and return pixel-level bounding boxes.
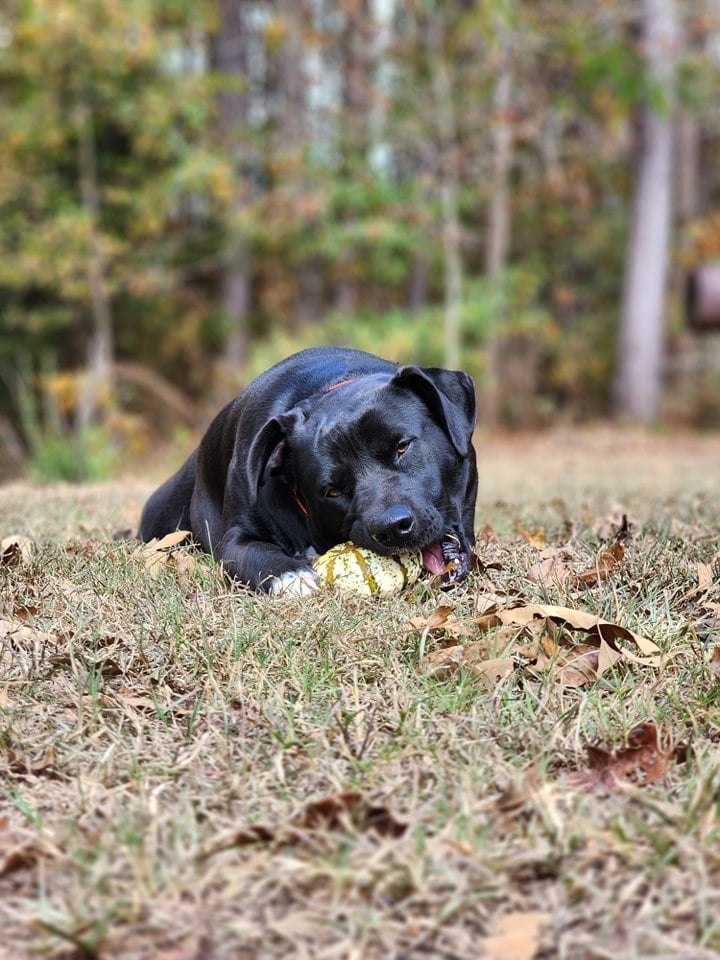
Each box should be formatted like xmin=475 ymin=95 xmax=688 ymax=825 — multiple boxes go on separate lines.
xmin=1 ymin=0 xmax=719 ymax=484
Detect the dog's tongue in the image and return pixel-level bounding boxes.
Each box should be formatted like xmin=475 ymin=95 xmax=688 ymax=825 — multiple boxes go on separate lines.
xmin=421 ymin=543 xmax=446 ymax=575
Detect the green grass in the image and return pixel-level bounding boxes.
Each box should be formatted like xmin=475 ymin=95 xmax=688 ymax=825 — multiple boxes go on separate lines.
xmin=1 ymin=429 xmax=720 ymax=958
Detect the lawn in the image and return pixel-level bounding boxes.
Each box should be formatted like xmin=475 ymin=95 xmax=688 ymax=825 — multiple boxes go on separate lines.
xmin=1 ymin=427 xmax=720 ymax=959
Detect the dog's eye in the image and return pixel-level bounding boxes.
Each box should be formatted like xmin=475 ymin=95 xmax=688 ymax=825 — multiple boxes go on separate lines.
xmin=396 ymin=439 xmax=412 ymax=457
xmin=324 ymin=487 xmax=343 ymax=499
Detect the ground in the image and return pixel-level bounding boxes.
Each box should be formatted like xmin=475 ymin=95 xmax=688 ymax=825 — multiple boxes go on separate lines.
xmin=1 ymin=427 xmax=719 ymax=959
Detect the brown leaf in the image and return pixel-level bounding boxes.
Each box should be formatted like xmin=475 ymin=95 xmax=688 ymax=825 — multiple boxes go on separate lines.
xmin=494 ymin=603 xmax=663 ymax=670
xmin=0 ymin=817 xmax=41 ymax=877
xmin=682 ymin=561 xmax=716 ymax=601
xmin=410 ymin=604 xmax=475 ymax=641
xmin=592 ymin=508 xmax=635 ymax=542
xmin=420 ymin=639 xmax=516 ymax=684
xmin=141 ymin=530 xmax=192 ymax=578
xmin=0 ymin=535 xmax=34 ymax=566
xmin=476 ymin=523 xmax=497 ymax=546
xmin=567 ymin=722 xmax=685 ymax=792
xmin=409 ymin=604 xmax=455 ymax=630
xmin=421 ymin=640 xmax=490 ymax=676
xmin=527 ymin=547 xmax=577 ymax=586
xmin=475 ymin=592 xmax=505 ymax=616
xmin=198 ymin=791 xmax=406 ymax=860
xmin=572 ymin=541 xmax=625 ymax=587
xmin=557 ymin=645 xmax=599 ymax=686
xmin=710 ymin=645 xmax=720 ymax=681
xmin=472 ymin=655 xmax=516 ymax=684
xmin=0 ymin=616 xmax=59 ymax=649
xmin=516 ymin=524 xmax=547 ymax=549
xmin=296 ymin=791 xmax=406 ymax=837
xmin=483 ymin=911 xmax=551 ymax=960
xmin=4 ymin=746 xmax=60 ymax=779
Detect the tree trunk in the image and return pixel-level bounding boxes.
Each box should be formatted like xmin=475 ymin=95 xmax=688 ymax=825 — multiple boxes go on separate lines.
xmin=210 ymin=0 xmax=252 ymax=375
xmin=76 ymin=98 xmax=114 ymax=430
xmin=482 ymin=43 xmax=513 ymax=429
xmin=276 ymin=1 xmax=316 ymax=329
xmin=613 ymin=0 xmax=678 ymax=422
xmin=427 ymin=11 xmax=462 ymax=372
xmin=334 ymin=0 xmax=373 ymax=313
xmin=676 ymin=112 xmax=700 ymax=222
xmin=406 ymin=254 xmax=428 ymax=314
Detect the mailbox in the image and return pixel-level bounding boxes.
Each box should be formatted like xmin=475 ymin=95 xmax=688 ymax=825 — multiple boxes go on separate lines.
xmin=686 ymin=264 xmax=720 ymax=331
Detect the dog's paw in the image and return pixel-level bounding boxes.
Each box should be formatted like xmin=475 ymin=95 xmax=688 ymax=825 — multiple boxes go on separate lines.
xmin=268 ymin=569 xmax=320 ymax=598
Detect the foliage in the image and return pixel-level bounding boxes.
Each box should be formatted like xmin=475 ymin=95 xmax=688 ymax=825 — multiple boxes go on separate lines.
xmin=13 ymin=358 xmax=119 ymax=481
xmin=1 ymin=0 xmax=720 ymax=453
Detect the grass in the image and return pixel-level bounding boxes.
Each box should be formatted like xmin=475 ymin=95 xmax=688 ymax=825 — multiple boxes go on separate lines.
xmin=1 ymin=427 xmax=720 ymax=959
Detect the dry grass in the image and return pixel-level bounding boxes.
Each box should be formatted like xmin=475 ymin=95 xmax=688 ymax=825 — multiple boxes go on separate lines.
xmin=1 ymin=427 xmax=720 ymax=959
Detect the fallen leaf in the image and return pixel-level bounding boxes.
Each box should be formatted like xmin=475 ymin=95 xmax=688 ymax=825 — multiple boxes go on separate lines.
xmin=0 ymin=817 xmax=41 ymax=877
xmin=592 ymin=508 xmax=635 ymax=542
xmin=417 ymin=601 xmax=664 ymax=688
xmin=141 ymin=530 xmax=192 ymax=578
xmin=410 ymin=604 xmax=456 ymax=630
xmin=557 ymin=645 xmax=599 ymax=686
xmin=682 ymin=561 xmax=716 ymax=601
xmin=516 ymin=524 xmax=547 ymax=549
xmin=472 ymin=655 xmax=516 ymax=684
xmin=296 ymin=791 xmax=406 ymax=837
xmin=475 ymin=591 xmax=509 ymax=615
xmin=0 ymin=535 xmax=34 ymax=566
xmin=476 ymin=523 xmax=497 ymax=546
xmin=710 ymin=645 xmax=720 ymax=681
xmin=527 ymin=547 xmax=577 ymax=586
xmin=0 ymin=616 xmax=59 ymax=649
xmin=493 ymin=603 xmax=663 ymax=670
xmin=198 ymin=790 xmax=406 ymax=860
xmin=567 ymin=722 xmax=686 ymax=792
xmin=409 ymin=604 xmax=475 ymax=641
xmin=572 ymin=541 xmax=625 ymax=587
xmin=4 ymin=746 xmax=60 ymax=779
xmin=420 ymin=637 xmax=516 ymax=684
xmin=483 ymin=911 xmax=550 ymax=960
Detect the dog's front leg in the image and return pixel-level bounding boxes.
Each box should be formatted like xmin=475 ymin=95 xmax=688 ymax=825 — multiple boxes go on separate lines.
xmin=216 ymin=532 xmax=319 ymax=596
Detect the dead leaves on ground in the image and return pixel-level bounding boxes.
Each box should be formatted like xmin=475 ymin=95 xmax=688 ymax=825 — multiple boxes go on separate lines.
xmin=0 ymin=815 xmax=60 ymax=881
xmin=528 ymin=540 xmax=625 ymax=589
xmin=568 ymin=722 xmax=687 ymax=792
xmin=1 ymin=534 xmax=35 ymax=567
xmin=141 ymin=529 xmax=194 ymax=579
xmin=200 ymin=790 xmax=407 ymax=860
xmin=525 ymin=516 xmax=629 ymax=589
xmin=414 ymin=510 xmax=693 ymax=687
xmin=483 ymin=911 xmax=551 ymax=960
xmin=415 ymin=598 xmax=665 ymax=687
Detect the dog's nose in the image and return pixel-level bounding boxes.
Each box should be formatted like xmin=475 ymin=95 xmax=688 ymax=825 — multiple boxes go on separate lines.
xmin=370 ymin=505 xmax=415 ymax=545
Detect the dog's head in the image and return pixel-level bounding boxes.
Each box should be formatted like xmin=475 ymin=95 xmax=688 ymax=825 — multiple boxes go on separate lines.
xmin=247 ymin=365 xmax=477 ymax=583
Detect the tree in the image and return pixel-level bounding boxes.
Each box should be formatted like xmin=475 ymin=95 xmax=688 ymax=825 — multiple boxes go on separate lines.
xmin=426 ymin=7 xmax=463 ymax=372
xmin=0 ymin=0 xmax=223 ymax=396
xmin=209 ymin=0 xmax=253 ymax=373
xmin=613 ymin=0 xmax=679 ymax=421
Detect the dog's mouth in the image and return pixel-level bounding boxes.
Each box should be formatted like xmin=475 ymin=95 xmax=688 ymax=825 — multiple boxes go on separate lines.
xmin=420 ymin=534 xmax=470 ymax=587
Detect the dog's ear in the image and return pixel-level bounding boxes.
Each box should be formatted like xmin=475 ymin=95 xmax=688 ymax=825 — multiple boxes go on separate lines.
xmin=247 ymin=409 xmax=306 ymax=501
xmin=392 ymin=366 xmax=476 ymax=456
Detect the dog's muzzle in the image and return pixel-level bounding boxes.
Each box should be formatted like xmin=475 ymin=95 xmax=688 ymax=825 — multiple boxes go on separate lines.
xmin=369 ymin=505 xmax=415 ymax=546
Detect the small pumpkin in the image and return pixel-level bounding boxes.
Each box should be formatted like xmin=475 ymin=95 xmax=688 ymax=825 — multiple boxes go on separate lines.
xmin=314 ymin=542 xmax=422 ymax=596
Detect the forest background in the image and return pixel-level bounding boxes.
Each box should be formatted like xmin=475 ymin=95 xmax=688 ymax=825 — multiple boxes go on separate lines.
xmin=1 ymin=0 xmax=720 ymax=483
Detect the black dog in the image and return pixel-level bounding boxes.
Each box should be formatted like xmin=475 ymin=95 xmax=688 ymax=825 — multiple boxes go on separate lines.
xmin=139 ymin=346 xmax=478 ymax=595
